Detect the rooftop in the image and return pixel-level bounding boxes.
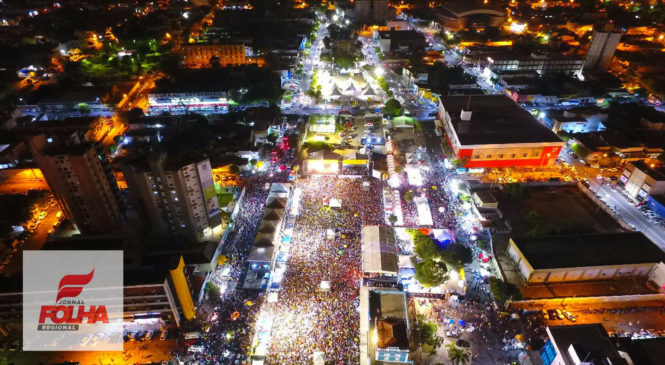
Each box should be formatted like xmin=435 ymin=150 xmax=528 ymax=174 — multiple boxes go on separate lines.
xmin=630 ymin=160 xmax=665 ymax=181
xmin=369 ymin=290 xmax=409 ymax=351
xmin=511 ymin=232 xmax=665 ymax=270
xmin=362 ymin=226 xmax=399 ymax=275
xmin=441 ymin=95 xmax=563 ymax=146
xmin=546 ymin=324 xmax=627 ymax=365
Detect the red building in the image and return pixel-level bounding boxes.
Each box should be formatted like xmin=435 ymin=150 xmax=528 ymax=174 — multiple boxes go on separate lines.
xmin=439 ymin=95 xmax=564 ymax=168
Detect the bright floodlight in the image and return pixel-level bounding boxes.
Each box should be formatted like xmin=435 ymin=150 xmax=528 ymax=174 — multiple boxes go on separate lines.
xmin=332 ymin=14 xmax=339 ymax=21
xmin=374 ymin=66 xmax=384 ymax=77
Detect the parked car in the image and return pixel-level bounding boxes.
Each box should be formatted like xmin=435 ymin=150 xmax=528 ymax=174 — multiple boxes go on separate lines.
xmin=555 ymin=309 xmax=565 ymax=320
xmin=546 ymin=309 xmax=558 ymax=321
xmin=160 ymin=331 xmax=167 ymax=340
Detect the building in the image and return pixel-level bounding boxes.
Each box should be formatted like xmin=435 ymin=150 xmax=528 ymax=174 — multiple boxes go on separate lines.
xmin=180 ymin=44 xmax=263 ymax=68
xmin=584 ymin=31 xmax=622 ymax=72
xmin=375 ymin=30 xmax=427 ymax=54
xmin=438 ymin=95 xmax=564 ymax=168
xmin=483 ymin=52 xmax=585 ymax=76
xmin=120 ymin=152 xmax=222 ymax=242
xmin=548 ymin=109 xmax=607 ymax=134
xmin=506 ymin=232 xmax=665 ymax=284
xmin=28 ymin=133 xmax=124 ymax=234
xmin=619 ymin=161 xmax=665 ymax=201
xmin=361 ymin=226 xmax=399 ymax=283
xmin=367 ymin=290 xmax=410 ymax=363
xmin=355 ymin=0 xmax=393 ymax=23
xmin=541 ymin=324 xmax=628 ymax=365
xmin=435 ymin=0 xmax=505 ymax=31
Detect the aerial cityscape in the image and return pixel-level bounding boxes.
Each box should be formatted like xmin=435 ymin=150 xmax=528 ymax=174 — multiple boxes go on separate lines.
xmin=1 ymin=0 xmax=665 ymax=364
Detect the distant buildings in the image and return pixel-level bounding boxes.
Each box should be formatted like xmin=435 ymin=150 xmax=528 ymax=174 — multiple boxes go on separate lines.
xmin=584 ymin=31 xmax=623 ymax=72
xmin=375 ymin=30 xmax=427 ymax=55
xmin=482 ymin=52 xmax=585 ymax=76
xmin=439 ymin=95 xmax=564 ymax=168
xmin=355 ymin=0 xmax=393 ymax=24
xmin=180 ymin=44 xmax=265 ymax=68
xmin=435 ymin=0 xmax=505 ymax=31
xmin=28 ymin=134 xmax=124 ymax=234
xmin=120 ymin=152 xmax=222 ymax=242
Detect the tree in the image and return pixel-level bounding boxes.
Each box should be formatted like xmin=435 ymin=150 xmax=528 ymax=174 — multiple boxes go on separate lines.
xmin=403 ymin=190 xmax=414 ymax=203
xmin=334 ymin=55 xmax=354 ymax=69
xmin=210 ymin=55 xmax=220 ymax=68
xmin=384 ymin=98 xmax=402 ymax=117
xmin=415 ymin=259 xmax=448 ymax=287
xmin=411 ymin=230 xmax=440 ymax=261
xmin=452 ymin=157 xmax=468 ymax=168
xmin=388 ymin=214 xmax=398 ymax=226
xmin=476 ymin=239 xmax=490 ymax=252
xmin=205 ymin=282 xmax=221 ymax=299
xmin=267 ymin=132 xmax=279 ymax=144
xmin=440 ymin=243 xmax=472 ymax=269
xmin=377 ymin=76 xmax=390 ymax=93
xmin=418 ymin=319 xmax=443 ymax=356
xmin=570 ymin=142 xmax=590 ymax=159
xmin=446 ymin=343 xmax=470 ymax=365
xmin=504 ymin=184 xmax=527 ymax=200
xmin=488 ymin=277 xmax=522 ymax=302
xmin=77 ymin=103 xmax=91 ymax=114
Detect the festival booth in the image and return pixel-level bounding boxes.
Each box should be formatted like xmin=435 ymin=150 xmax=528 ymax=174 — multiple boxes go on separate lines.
xmin=361 ymin=226 xmax=399 ymax=283
xmin=245 ymin=183 xmax=291 ymax=288
xmin=414 ymin=195 xmax=433 ymax=226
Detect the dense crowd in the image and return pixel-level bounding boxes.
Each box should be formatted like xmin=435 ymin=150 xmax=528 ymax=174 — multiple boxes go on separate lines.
xmin=186 ymin=173 xmax=288 ymax=364
xmin=264 ymin=176 xmax=384 ymax=365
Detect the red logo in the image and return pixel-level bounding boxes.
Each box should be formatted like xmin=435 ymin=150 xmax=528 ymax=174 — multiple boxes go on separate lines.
xmin=56 ymin=269 xmax=95 ymax=303
xmin=38 ymin=269 xmax=109 ymax=325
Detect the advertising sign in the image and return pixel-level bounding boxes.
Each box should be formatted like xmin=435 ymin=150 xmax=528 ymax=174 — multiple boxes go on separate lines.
xmin=197 ymin=160 xmax=220 ymax=218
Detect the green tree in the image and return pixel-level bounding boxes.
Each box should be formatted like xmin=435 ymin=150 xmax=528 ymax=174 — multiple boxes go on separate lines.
xmin=476 ymin=239 xmax=490 ymax=252
xmin=205 ymin=282 xmax=221 ymax=299
xmin=77 ymin=103 xmax=91 ymax=114
xmin=415 ymin=259 xmax=448 ymax=287
xmin=570 ymin=142 xmax=590 ymax=159
xmin=334 ymin=55 xmax=354 ymax=69
xmin=403 ymin=190 xmax=414 ymax=203
xmin=446 ymin=343 xmax=470 ymax=365
xmin=488 ymin=277 xmax=522 ymax=302
xmin=440 ymin=243 xmax=472 ymax=270
xmin=504 ymin=184 xmax=527 ymax=200
xmin=383 ymin=98 xmax=402 ymax=117
xmin=411 ymin=230 xmax=439 ymax=260
xmin=377 ymin=76 xmax=390 ymax=93
xmin=267 ymin=132 xmax=279 ymax=144
xmin=388 ymin=214 xmax=398 ymax=226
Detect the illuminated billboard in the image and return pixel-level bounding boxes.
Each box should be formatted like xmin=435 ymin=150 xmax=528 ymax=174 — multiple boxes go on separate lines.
xmin=197 ymin=160 xmax=220 ymax=218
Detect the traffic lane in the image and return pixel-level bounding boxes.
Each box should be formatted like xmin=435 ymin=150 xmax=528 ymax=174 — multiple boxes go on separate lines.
xmin=591 ymin=181 xmax=665 ymax=248
xmin=601 ymin=190 xmax=665 ymax=244
xmin=2 ymin=204 xmax=62 ymax=274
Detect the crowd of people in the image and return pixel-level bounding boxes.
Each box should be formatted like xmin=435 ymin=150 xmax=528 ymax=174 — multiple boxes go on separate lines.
xmin=264 ymin=176 xmax=384 ymax=365
xmin=185 ymin=173 xmax=289 ymax=364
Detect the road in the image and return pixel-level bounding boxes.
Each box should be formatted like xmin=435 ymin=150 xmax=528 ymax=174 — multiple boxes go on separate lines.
xmin=557 ymin=147 xmax=665 ymax=249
